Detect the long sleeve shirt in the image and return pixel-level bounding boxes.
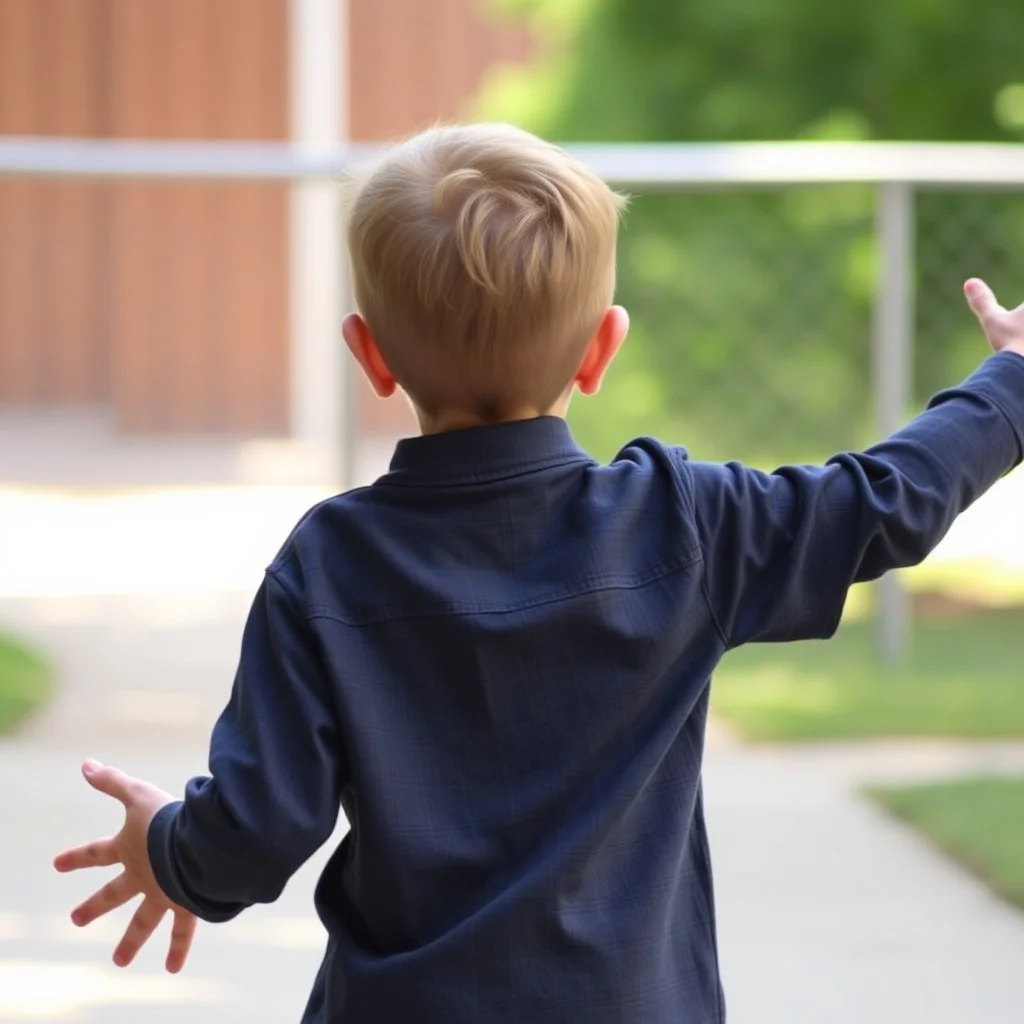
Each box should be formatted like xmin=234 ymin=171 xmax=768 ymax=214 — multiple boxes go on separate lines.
xmin=149 ymin=352 xmax=1024 ymax=1023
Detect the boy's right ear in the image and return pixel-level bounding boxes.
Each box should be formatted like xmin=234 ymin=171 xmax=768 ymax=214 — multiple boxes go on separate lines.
xmin=342 ymin=315 xmax=398 ymax=399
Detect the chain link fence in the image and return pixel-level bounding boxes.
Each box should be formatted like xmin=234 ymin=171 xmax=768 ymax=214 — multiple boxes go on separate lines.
xmin=567 ymin=185 xmax=1024 ymax=470
xmin=571 ymin=185 xmax=877 ymax=467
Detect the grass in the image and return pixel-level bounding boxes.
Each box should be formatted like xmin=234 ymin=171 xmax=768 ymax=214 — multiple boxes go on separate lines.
xmin=711 ymin=590 xmax=1024 ymax=742
xmin=0 ymin=632 xmax=52 ymax=735
xmin=868 ymin=777 xmax=1024 ymax=910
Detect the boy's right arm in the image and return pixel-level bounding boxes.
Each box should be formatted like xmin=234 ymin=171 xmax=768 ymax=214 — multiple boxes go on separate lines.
xmin=687 ymin=279 xmax=1024 ymax=649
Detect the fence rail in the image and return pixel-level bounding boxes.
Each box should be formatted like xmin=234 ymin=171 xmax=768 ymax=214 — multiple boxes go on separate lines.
xmin=3 ymin=137 xmax=1024 ymax=186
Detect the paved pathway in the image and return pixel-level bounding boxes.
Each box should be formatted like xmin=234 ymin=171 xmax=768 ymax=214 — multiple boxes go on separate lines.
xmin=706 ymin=735 xmax=1024 ymax=1023
xmin=4 ymin=476 xmax=1024 ymax=1021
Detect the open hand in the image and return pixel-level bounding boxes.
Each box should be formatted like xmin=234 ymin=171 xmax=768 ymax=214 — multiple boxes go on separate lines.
xmin=965 ymin=278 xmax=1024 ymax=359
xmin=54 ymin=759 xmax=197 ymax=973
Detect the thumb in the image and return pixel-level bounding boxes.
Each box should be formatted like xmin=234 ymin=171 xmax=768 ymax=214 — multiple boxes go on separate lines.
xmin=82 ymin=760 xmax=135 ymax=804
xmin=964 ymin=278 xmax=1005 ymax=326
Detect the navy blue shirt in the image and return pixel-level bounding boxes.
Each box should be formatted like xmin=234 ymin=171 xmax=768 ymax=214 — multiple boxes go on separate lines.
xmin=150 ymin=353 xmax=1024 ymax=1023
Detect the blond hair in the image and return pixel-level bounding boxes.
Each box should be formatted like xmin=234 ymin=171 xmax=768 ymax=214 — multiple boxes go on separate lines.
xmin=345 ymin=124 xmax=626 ymax=419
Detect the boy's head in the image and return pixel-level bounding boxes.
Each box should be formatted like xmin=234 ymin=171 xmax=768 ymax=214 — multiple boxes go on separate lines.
xmin=342 ymin=123 xmax=629 ymax=430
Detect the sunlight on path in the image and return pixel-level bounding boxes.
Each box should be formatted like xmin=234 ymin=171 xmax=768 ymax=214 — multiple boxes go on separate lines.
xmin=0 ymin=961 xmax=223 ymax=1021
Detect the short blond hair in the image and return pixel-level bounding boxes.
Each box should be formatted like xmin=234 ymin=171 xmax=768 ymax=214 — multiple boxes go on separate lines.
xmin=345 ymin=124 xmax=626 ymax=419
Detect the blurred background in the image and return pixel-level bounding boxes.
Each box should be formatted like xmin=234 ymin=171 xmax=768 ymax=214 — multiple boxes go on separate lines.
xmin=3 ymin=1 xmax=1024 ymax=1021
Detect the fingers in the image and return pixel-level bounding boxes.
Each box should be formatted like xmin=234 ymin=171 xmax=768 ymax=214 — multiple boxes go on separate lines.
xmin=112 ymin=895 xmax=166 ymax=968
xmin=71 ymin=871 xmax=140 ymax=928
xmin=54 ymin=837 xmax=119 ymax=874
xmin=166 ymin=909 xmax=197 ymax=974
xmin=964 ymin=278 xmax=1006 ymax=325
xmin=963 ymin=278 xmax=1022 ymax=353
xmin=81 ymin=759 xmax=138 ymax=805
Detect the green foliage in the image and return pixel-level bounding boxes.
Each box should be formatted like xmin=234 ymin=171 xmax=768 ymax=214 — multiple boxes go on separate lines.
xmin=0 ymin=632 xmax=52 ymax=735
xmin=712 ymin=608 xmax=1024 ymax=742
xmin=480 ymin=0 xmax=1024 ymax=463
xmin=869 ymin=777 xmax=1024 ymax=910
xmin=484 ymin=0 xmax=1024 ymax=144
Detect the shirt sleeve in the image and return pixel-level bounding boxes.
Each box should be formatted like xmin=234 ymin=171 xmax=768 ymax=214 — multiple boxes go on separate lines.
xmin=147 ymin=565 xmax=344 ymax=922
xmin=685 ymin=351 xmax=1024 ymax=648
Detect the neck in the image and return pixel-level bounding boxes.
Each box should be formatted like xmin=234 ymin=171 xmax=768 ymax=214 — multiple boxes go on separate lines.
xmin=416 ymin=396 xmax=572 ymax=436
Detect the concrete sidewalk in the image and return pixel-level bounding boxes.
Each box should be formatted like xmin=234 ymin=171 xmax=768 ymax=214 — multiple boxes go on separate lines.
xmin=706 ymin=738 xmax=1024 ymax=1023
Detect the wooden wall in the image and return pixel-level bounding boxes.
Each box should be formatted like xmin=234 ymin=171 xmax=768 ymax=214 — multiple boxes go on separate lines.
xmin=0 ymin=0 xmax=289 ymax=433
xmin=0 ymin=0 xmax=532 ymax=436
xmin=350 ymin=0 xmax=531 ymax=141
xmin=0 ymin=0 xmax=110 ymax=409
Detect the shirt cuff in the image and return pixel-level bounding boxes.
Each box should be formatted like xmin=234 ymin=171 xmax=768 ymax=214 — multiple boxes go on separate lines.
xmin=147 ymin=801 xmax=190 ymax=907
xmin=147 ymin=800 xmax=245 ymax=923
xmin=953 ymin=351 xmax=1024 ymax=463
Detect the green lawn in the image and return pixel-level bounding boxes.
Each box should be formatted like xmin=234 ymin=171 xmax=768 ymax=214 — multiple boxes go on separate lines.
xmin=0 ymin=632 xmax=52 ymax=735
xmin=868 ymin=777 xmax=1024 ymax=910
xmin=712 ymin=602 xmax=1024 ymax=742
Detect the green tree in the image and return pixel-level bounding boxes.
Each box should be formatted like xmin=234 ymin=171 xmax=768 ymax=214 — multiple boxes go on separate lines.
xmin=479 ymin=0 xmax=1024 ymax=463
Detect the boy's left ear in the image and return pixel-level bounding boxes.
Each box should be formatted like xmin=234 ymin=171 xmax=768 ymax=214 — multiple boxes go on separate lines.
xmin=342 ymin=314 xmax=398 ymax=399
xmin=574 ymin=306 xmax=630 ymax=396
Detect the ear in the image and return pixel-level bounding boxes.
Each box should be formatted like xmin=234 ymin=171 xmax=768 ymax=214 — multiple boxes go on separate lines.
xmin=342 ymin=314 xmax=397 ymax=399
xmin=574 ymin=306 xmax=629 ymax=396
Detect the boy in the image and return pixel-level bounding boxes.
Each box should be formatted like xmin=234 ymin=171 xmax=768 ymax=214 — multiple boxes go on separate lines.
xmin=56 ymin=124 xmax=1024 ymax=1023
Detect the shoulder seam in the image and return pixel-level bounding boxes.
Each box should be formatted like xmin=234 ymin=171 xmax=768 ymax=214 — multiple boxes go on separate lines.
xmin=670 ymin=452 xmax=730 ymax=649
xmin=265 ymin=563 xmax=301 ymax=604
xmin=264 ymin=487 xmax=373 ymax=579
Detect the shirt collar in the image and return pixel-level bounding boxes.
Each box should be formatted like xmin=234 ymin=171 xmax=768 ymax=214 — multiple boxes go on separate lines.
xmin=381 ymin=416 xmax=591 ymax=486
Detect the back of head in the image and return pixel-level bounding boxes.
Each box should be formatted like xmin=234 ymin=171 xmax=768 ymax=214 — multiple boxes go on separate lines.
xmin=345 ymin=124 xmax=626 ymax=421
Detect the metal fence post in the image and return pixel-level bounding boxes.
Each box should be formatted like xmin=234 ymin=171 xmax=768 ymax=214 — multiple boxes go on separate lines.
xmin=290 ymin=0 xmax=350 ymax=489
xmin=336 ymin=0 xmax=359 ymax=492
xmin=873 ymin=181 xmax=915 ymax=662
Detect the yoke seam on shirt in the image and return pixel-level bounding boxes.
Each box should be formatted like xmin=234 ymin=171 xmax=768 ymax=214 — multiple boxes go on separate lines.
xmin=301 ymin=557 xmax=702 ymax=627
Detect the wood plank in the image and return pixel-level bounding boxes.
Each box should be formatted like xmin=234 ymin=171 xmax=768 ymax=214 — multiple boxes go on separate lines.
xmin=108 ymin=0 xmax=159 ymax=430
xmin=39 ymin=0 xmax=106 ymax=403
xmin=349 ymin=0 xmax=534 ymax=141
xmin=0 ymin=0 xmax=43 ymax=402
xmin=210 ymin=0 xmax=289 ymax=433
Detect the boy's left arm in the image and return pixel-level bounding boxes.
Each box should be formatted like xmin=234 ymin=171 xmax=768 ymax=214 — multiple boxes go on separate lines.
xmin=149 ymin=566 xmax=345 ymax=918
xmin=56 ymin=563 xmax=345 ymax=968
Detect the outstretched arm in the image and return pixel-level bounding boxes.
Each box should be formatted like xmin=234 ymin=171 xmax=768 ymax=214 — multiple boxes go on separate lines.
xmin=144 ymin=568 xmax=345 ymax=922
xmin=55 ymin=563 xmax=345 ymax=970
xmin=690 ymin=279 xmax=1024 ymax=648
